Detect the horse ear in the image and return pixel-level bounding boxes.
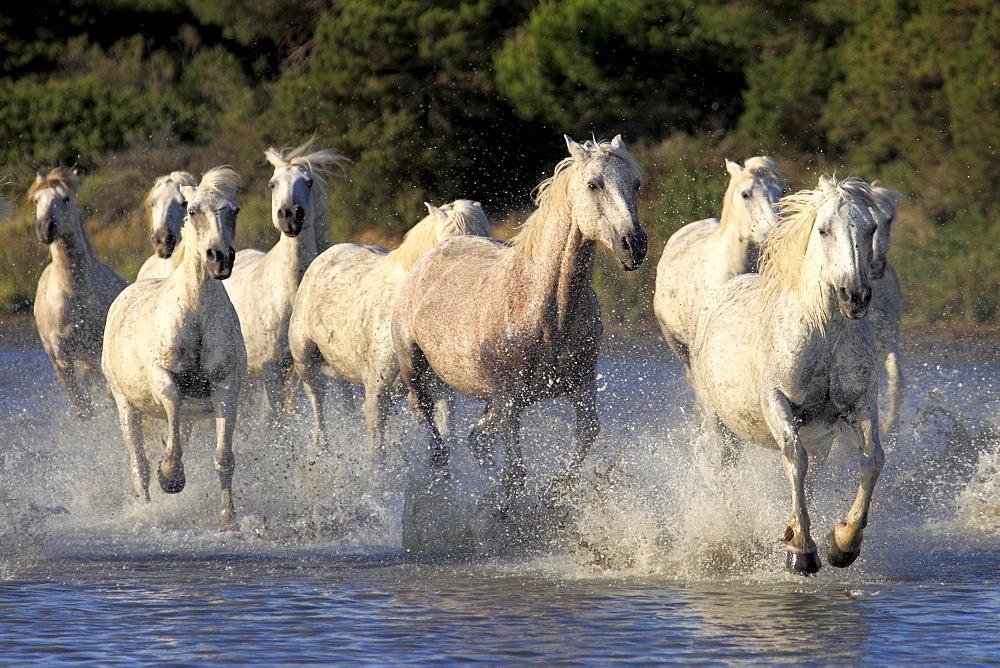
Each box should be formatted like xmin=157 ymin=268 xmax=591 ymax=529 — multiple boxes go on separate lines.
xmin=35 ymin=172 xmax=45 ymax=185
xmin=424 ymin=202 xmax=447 ymax=222
xmin=725 ymin=159 xmax=742 ymax=177
xmin=610 ymin=134 xmax=626 ymax=151
xmin=565 ymin=135 xmax=587 ymax=160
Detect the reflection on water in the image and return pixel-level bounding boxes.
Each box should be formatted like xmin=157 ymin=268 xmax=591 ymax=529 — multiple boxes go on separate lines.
xmin=1 ymin=335 xmax=1000 ymax=661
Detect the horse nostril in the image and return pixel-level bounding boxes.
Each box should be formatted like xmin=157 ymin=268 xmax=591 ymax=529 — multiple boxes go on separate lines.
xmin=621 ymin=236 xmax=630 ymax=252
xmin=227 ymin=248 xmax=235 ymax=263
xmin=862 ymin=287 xmax=872 ymax=304
xmin=837 ymin=287 xmax=850 ymax=303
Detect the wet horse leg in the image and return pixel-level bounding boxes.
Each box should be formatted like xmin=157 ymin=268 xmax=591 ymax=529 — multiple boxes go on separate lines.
xmin=151 ymin=367 xmax=185 ymax=494
xmin=468 ymin=401 xmax=502 ymax=468
xmin=295 ymin=348 xmax=330 ymax=456
xmin=51 ymin=349 xmax=93 ymax=419
xmin=116 ymin=401 xmax=149 ymax=502
xmin=764 ymin=388 xmax=820 ymax=575
xmin=497 ymin=404 xmax=526 ymax=497
xmin=212 ymin=373 xmax=240 ymax=531
xmin=399 ymin=341 xmax=448 ymax=469
xmin=827 ymin=412 xmax=884 ymax=567
xmin=880 ymin=349 xmax=905 ymax=437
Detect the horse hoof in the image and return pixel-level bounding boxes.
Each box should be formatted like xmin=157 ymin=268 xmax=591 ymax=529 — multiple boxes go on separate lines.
xmin=157 ymin=459 xmax=186 ymax=494
xmin=785 ymin=550 xmax=821 ymax=576
xmin=826 ymin=531 xmax=861 ymax=568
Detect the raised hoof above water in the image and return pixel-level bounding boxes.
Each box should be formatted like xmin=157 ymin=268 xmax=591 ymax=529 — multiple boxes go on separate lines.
xmin=786 ymin=550 xmax=821 ymax=576
xmin=826 ymin=531 xmax=861 ymax=568
xmin=157 ymin=458 xmax=186 ymax=494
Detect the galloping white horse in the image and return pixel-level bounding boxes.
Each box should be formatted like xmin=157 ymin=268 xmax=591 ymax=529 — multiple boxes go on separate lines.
xmin=102 ymin=167 xmax=245 ymax=530
xmin=223 ymin=139 xmax=348 ymax=420
xmin=690 ymin=175 xmax=884 ymax=575
xmin=136 ymin=171 xmax=198 ymax=281
xmin=654 ymin=157 xmax=786 ymax=365
xmin=30 ymin=168 xmax=127 ymax=417
xmin=869 ymin=183 xmax=904 ymax=435
xmin=392 ymin=136 xmax=646 ymax=497
xmin=289 ymin=199 xmax=492 ymax=457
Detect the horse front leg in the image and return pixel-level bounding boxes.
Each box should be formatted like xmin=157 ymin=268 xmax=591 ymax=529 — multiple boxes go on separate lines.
xmin=212 ymin=374 xmax=240 ymax=532
xmin=151 ymin=368 xmax=185 ymax=494
xmin=50 ymin=349 xmax=93 ymax=419
xmin=542 ymin=384 xmax=600 ymax=505
xmin=764 ymin=388 xmax=820 ymax=575
xmin=497 ymin=405 xmax=526 ymax=498
xmin=114 ymin=399 xmax=149 ymax=502
xmin=828 ymin=410 xmax=885 ymax=567
xmin=880 ymin=349 xmax=905 ymax=437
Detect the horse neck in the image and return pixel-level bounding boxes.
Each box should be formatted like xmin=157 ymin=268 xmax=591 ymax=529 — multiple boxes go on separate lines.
xmin=519 ymin=203 xmax=596 ymax=328
xmin=715 ymin=198 xmax=756 ymax=274
xmin=49 ymin=214 xmax=101 ymax=285
xmin=271 ymin=220 xmax=318 ymax=284
xmin=168 ymin=243 xmax=221 ymax=309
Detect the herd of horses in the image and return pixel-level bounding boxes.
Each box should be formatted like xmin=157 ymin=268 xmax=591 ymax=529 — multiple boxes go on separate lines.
xmin=23 ymin=134 xmax=902 ymax=575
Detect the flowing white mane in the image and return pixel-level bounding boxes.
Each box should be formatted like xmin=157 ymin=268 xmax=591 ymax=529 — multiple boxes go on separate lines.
xmin=512 ymin=138 xmax=644 ymax=254
xmin=387 ymin=199 xmax=491 ymax=272
xmin=760 ymin=175 xmax=880 ymax=296
xmin=199 ymin=166 xmax=242 ymax=199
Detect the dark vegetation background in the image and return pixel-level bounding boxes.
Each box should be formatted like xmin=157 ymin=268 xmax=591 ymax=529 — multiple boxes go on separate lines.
xmin=1 ymin=0 xmax=997 ymax=329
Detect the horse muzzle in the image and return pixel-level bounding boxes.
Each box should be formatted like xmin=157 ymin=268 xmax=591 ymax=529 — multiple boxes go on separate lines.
xmin=615 ymin=228 xmax=648 ymax=272
xmin=207 ymin=247 xmax=236 ymax=280
xmin=153 ymin=232 xmax=177 ymax=259
xmin=277 ymin=206 xmax=305 ymax=237
xmin=837 ymin=285 xmax=872 ymax=319
xmin=36 ymin=218 xmax=56 ymax=245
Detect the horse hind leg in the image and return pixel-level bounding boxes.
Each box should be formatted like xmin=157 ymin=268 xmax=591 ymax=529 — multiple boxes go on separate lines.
xmin=399 ymin=342 xmax=449 ymax=470
xmin=827 ymin=416 xmax=885 ymax=568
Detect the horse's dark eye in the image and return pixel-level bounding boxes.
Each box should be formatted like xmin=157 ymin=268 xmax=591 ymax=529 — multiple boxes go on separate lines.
xmin=188 ymin=209 xmax=196 ymax=216
xmin=818 ymin=228 xmax=828 ymax=237
xmin=741 ymin=191 xmax=750 ymax=199
xmin=63 ymin=196 xmax=70 ymax=203
xmin=588 ymin=182 xmax=598 ymax=191
xmin=233 ymin=207 xmax=241 ymax=216
xmin=268 ymin=181 xmax=275 ymax=189
xmin=306 ymin=179 xmax=313 ymax=188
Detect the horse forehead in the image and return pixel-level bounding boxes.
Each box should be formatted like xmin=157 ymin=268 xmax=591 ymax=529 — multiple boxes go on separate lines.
xmin=34 ymin=183 xmax=67 ymax=207
xmin=153 ymin=180 xmax=184 ymax=204
xmin=273 ymin=165 xmax=310 ymax=182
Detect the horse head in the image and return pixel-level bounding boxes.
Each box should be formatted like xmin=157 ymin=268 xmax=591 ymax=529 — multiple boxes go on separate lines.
xmin=436 ymin=199 xmax=492 ymax=241
xmin=265 ymin=140 xmax=348 ymax=238
xmin=179 ymin=167 xmax=241 ymax=280
xmin=810 ymin=176 xmax=880 ymax=320
xmin=268 ymin=162 xmax=314 ymax=238
xmin=147 ymin=172 xmax=196 ymax=259
xmin=565 ymin=135 xmax=647 ymax=271
xmin=30 ymin=168 xmax=81 ymax=245
xmin=869 ymin=182 xmax=900 ymax=280
xmin=725 ymin=156 xmax=786 ymax=244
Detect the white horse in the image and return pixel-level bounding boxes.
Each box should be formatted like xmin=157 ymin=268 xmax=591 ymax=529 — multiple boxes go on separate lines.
xmin=869 ymin=183 xmax=904 ymax=435
xmin=690 ymin=175 xmax=884 ymax=575
xmin=289 ymin=199 xmax=492 ymax=457
xmin=102 ymin=167 xmax=245 ymax=531
xmin=392 ymin=135 xmax=646 ymax=497
xmin=30 ymin=168 xmax=127 ymax=418
xmin=223 ymin=139 xmax=348 ymax=421
xmin=136 ymin=171 xmax=198 ymax=281
xmin=653 ymin=156 xmax=786 ymax=365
